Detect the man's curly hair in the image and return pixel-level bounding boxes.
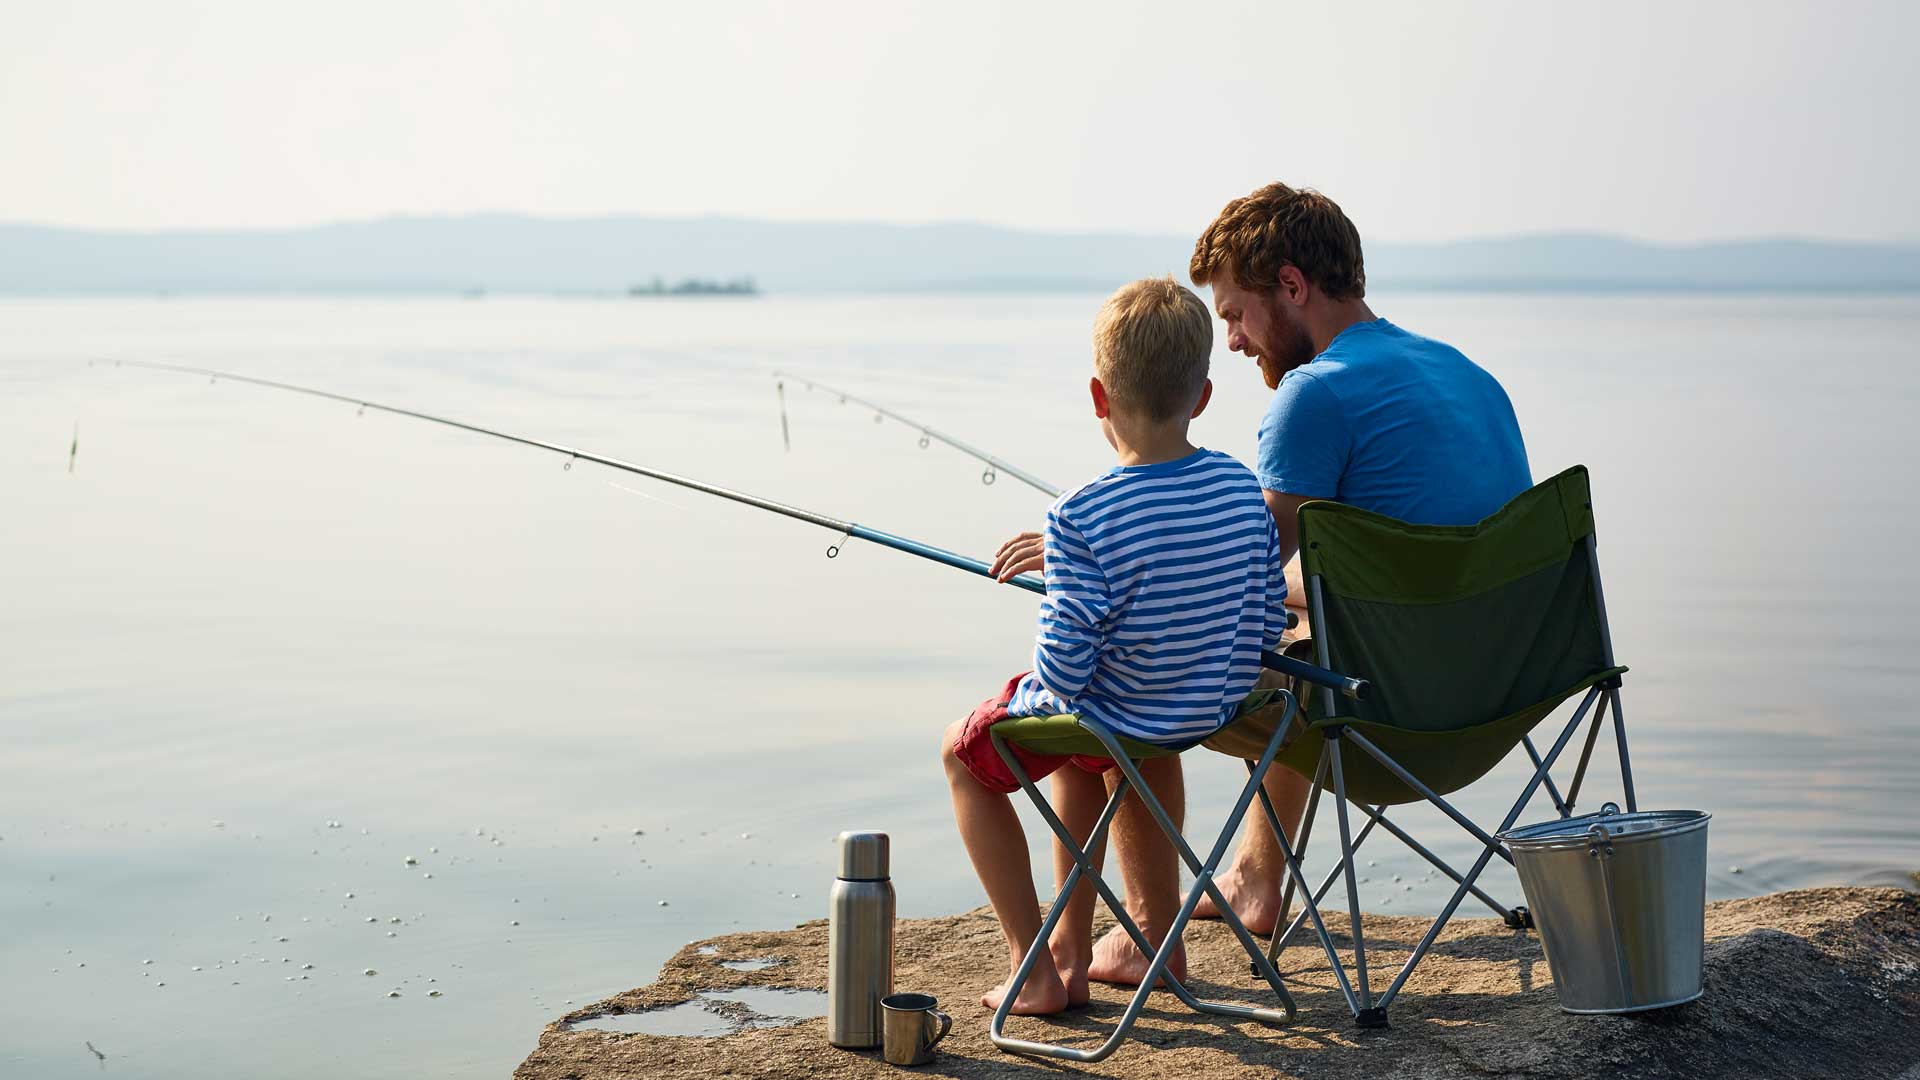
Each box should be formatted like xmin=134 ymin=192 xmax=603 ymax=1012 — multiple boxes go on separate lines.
xmin=1190 ymin=183 xmax=1366 ymax=301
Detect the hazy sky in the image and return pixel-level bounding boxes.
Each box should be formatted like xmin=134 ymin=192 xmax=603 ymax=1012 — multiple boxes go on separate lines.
xmin=3 ymin=0 xmax=1913 ymax=242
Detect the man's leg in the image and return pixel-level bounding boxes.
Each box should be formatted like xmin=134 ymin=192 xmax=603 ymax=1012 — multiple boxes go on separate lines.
xmin=1192 ymin=764 xmax=1309 ymax=935
xmin=1194 ymin=657 xmax=1314 ymax=935
xmin=1087 ymin=755 xmax=1188 ymax=986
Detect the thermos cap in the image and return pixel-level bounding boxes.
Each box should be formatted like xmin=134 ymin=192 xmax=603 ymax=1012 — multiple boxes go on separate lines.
xmin=837 ymin=830 xmax=890 ymax=880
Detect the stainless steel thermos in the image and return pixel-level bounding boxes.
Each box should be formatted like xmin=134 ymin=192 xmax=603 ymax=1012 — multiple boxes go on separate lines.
xmin=827 ymin=830 xmax=895 ymax=1048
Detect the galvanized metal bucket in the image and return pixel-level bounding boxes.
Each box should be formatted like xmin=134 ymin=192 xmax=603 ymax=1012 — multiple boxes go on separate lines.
xmin=1499 ymin=804 xmax=1710 ymax=1014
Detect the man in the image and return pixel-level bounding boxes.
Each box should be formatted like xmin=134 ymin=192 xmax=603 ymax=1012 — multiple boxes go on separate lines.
xmin=991 ymin=182 xmax=1531 ymax=984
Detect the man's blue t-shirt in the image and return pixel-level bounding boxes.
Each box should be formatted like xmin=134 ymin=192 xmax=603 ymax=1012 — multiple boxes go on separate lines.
xmin=1257 ymin=319 xmax=1530 ymax=526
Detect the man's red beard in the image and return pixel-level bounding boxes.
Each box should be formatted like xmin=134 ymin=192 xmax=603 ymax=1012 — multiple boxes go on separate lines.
xmin=1256 ymin=352 xmax=1288 ymax=390
xmin=1251 ymin=302 xmax=1318 ymax=389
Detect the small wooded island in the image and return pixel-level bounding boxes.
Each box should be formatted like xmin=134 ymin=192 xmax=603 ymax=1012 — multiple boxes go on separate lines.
xmin=629 ymin=276 xmax=759 ymax=296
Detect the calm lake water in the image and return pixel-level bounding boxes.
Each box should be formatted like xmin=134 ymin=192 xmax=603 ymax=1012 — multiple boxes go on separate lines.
xmin=3 ymin=293 xmax=1917 ymax=1078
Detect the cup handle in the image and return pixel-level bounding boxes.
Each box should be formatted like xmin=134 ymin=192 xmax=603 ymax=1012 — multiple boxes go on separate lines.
xmin=927 ymin=1009 xmax=952 ymax=1046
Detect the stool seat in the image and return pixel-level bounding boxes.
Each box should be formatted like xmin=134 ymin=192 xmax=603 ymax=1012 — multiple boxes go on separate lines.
xmin=989 ymin=688 xmax=1286 ymax=761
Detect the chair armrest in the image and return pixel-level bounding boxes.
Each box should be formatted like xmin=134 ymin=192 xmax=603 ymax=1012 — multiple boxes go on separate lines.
xmin=1262 ymin=649 xmax=1369 ymax=701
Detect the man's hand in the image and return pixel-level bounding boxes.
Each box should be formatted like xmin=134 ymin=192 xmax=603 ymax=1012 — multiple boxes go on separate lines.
xmin=991 ymin=530 xmax=1045 ymax=582
xmin=1284 ymin=557 xmax=1311 ymax=637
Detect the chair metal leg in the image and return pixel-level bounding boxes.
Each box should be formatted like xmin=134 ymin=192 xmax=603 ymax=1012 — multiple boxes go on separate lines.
xmin=1610 ymin=687 xmax=1637 ymax=812
xmin=1267 ymin=794 xmax=1366 ymax=1016
xmin=1376 ymin=841 xmax=1506 ymax=1011
xmin=1261 ymin=746 xmax=1330 ymax=948
xmin=1266 ymin=795 xmax=1517 ymax=1016
xmin=985 ymin=701 xmax=1301 ymax=1063
xmin=992 ymin=740 xmax=1215 ymax=1061
xmin=1266 ymin=800 xmax=1382 ymax=967
xmin=1271 ymin=689 xmax=1603 ymax=1023
xmin=1522 ymin=734 xmax=1570 ymax=816
xmin=1326 ymin=731 xmax=1385 ymax=1026
xmin=1092 ymin=721 xmax=1300 ymax=1021
xmin=1564 ymin=691 xmax=1610 ymax=812
xmin=1249 ymin=733 xmax=1380 ymax=1021
xmin=1584 ymin=534 xmax=1634 ymax=813
xmin=1352 ymin=804 xmax=1512 ymax=920
xmin=1332 ymin=737 xmax=1518 ymax=865
xmin=1265 ymin=795 xmax=1518 ymax=1022
xmin=988 ymin=733 xmax=1152 ymax=1062
xmin=1361 ymin=690 xmax=1600 ymax=1011
xmin=1249 ymin=743 xmax=1326 ymax=963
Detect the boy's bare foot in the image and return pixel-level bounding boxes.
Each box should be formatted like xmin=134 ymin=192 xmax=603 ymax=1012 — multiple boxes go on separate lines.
xmin=1088 ymin=925 xmax=1186 ymax=987
xmin=1047 ymin=941 xmax=1091 ymax=1007
xmin=1193 ymin=864 xmax=1283 ymax=935
xmin=982 ymin=963 xmax=1071 ymax=1015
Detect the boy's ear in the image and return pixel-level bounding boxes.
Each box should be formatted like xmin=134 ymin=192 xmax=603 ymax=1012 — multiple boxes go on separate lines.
xmin=1090 ymin=376 xmax=1110 ymax=419
xmin=1189 ymin=378 xmax=1213 ymax=419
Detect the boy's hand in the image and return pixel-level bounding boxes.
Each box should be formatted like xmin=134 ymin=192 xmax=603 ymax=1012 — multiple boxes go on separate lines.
xmin=991 ymin=531 xmax=1045 ymax=582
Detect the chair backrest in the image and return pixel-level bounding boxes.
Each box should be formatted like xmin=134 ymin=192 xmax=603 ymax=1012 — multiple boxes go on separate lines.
xmin=1298 ymin=465 xmax=1614 ymax=732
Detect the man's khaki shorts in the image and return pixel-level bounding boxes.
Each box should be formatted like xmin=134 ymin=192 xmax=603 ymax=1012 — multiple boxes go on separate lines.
xmin=1201 ymin=638 xmax=1316 ymax=762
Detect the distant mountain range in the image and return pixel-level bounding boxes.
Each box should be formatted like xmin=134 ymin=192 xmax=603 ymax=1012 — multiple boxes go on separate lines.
xmin=2 ymin=215 xmax=1916 ymax=294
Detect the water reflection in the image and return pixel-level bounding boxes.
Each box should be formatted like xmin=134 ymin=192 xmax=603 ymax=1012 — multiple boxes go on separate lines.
xmin=1 ymin=294 xmax=1915 ymax=1079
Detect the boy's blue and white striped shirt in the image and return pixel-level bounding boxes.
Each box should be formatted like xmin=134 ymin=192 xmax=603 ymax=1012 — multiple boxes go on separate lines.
xmin=1005 ymin=448 xmax=1289 ymax=744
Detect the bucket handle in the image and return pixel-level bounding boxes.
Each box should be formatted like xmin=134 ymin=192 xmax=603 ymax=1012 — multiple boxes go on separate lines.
xmin=1586 ymin=824 xmax=1615 ymax=859
xmin=1586 ymin=817 xmax=1635 ymax=1004
xmin=1586 ymin=804 xmax=1622 ymax=859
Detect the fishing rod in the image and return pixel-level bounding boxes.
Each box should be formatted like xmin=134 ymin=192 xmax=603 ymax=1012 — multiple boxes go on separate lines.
xmin=773 ymin=371 xmax=1065 ymax=497
xmin=105 ymin=358 xmax=1365 ymax=700
xmin=107 ymin=358 xmax=1042 ymax=593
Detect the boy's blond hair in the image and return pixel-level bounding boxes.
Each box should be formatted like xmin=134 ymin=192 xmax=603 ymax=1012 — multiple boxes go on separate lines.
xmin=1093 ymin=276 xmax=1212 ymax=422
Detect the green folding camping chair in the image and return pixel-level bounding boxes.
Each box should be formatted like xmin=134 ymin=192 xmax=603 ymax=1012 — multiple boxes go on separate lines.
xmin=985 ymin=649 xmax=1369 ymax=1062
xmin=1234 ymin=464 xmax=1633 ymax=1027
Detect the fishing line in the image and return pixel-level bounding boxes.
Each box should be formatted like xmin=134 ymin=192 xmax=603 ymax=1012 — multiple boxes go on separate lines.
xmin=773 ymin=371 xmax=1064 ymax=497
xmin=106 ymin=358 xmax=1365 ymax=699
xmin=604 ymin=480 xmax=688 ymax=512
xmin=775 ymin=379 xmax=792 ymax=452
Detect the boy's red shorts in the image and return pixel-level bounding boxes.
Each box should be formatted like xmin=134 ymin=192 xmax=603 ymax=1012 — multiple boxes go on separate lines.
xmin=953 ymin=673 xmax=1115 ymax=795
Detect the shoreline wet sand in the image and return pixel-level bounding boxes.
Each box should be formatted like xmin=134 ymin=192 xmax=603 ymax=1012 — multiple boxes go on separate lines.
xmin=516 ymin=886 xmax=1920 ymax=1079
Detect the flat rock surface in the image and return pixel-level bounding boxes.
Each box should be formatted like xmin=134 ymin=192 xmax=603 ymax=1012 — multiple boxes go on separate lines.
xmin=515 ymin=887 xmax=1920 ymax=1079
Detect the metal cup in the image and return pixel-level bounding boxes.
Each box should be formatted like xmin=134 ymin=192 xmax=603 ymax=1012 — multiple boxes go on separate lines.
xmin=880 ymin=993 xmax=951 ymax=1066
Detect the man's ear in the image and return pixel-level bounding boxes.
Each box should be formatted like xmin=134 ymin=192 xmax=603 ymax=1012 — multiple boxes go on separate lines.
xmin=1090 ymin=376 xmax=1110 ymax=419
xmin=1189 ymin=378 xmax=1213 ymax=419
xmin=1276 ymin=265 xmax=1309 ymax=308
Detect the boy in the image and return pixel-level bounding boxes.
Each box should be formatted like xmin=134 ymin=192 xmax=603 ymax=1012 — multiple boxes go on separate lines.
xmin=940 ymin=276 xmax=1290 ymax=1015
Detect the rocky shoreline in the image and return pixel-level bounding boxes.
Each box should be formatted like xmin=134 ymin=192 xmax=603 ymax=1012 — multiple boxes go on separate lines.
xmin=515 ymin=886 xmax=1920 ymax=1079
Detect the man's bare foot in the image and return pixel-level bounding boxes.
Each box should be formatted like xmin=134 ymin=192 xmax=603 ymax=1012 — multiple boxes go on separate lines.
xmin=1193 ymin=864 xmax=1283 ymax=935
xmin=1047 ymin=941 xmax=1091 ymax=1007
xmin=1087 ymin=924 xmax=1186 ymax=987
xmin=982 ymin=960 xmax=1071 ymax=1015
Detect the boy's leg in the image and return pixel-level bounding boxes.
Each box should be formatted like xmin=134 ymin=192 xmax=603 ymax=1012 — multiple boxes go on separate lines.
xmin=1089 ymin=755 xmax=1189 ymax=986
xmin=1044 ymin=764 xmax=1108 ymax=1007
xmin=940 ymin=719 xmax=1069 ymax=1015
